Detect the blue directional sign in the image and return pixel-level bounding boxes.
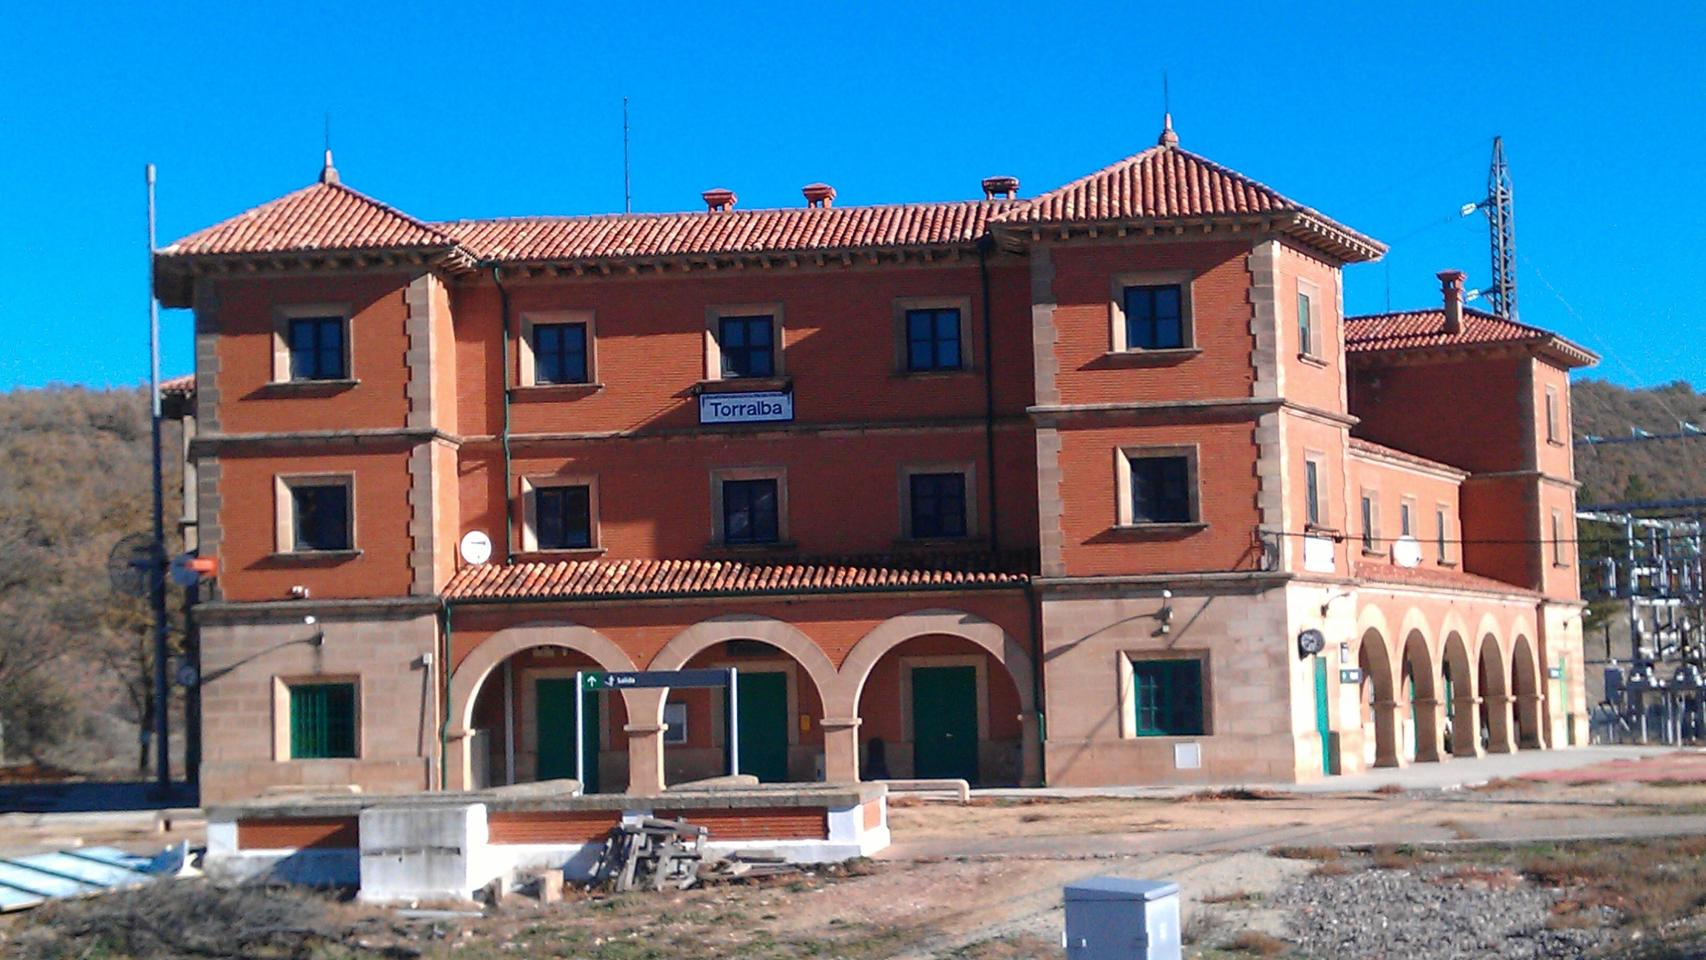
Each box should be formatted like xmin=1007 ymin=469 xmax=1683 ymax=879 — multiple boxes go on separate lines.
xmin=580 ymin=669 xmax=732 ymax=691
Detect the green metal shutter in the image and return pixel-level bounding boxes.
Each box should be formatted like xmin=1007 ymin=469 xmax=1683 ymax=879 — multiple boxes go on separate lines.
xmin=290 ymin=683 xmax=356 ymax=759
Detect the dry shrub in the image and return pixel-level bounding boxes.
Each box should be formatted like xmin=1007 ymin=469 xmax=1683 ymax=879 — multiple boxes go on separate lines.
xmin=1186 ymin=787 xmax=1281 ymax=802
xmin=1471 ymin=776 xmax=1539 ymax=792
xmin=1201 ymin=889 xmax=1257 ymax=905
xmin=10 ymin=880 xmax=344 ymax=960
xmin=1371 ymin=845 xmax=1428 ymax=870
xmin=1311 ymin=861 xmax=1353 ymax=878
xmin=1227 ymin=929 xmax=1292 ymax=957
xmin=1372 ymin=782 xmax=1405 ymax=795
xmin=1435 ymin=866 xmax=1524 ymax=891
xmin=1271 ymin=845 xmax=1340 ymax=862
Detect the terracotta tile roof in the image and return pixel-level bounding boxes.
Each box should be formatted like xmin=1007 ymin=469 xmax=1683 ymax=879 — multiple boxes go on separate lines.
xmin=439 ymin=201 xmax=1008 ymax=263
xmin=1344 ymin=307 xmax=1596 ymax=366
xmin=157 ymin=181 xmax=460 ymax=258
xmin=1347 ymin=437 xmax=1466 ymax=477
xmin=1355 ymin=561 xmax=1539 ymax=598
xmin=159 ymin=374 xmax=195 ymax=397
xmin=443 ymin=553 xmax=1032 ymax=602
xmin=997 ymin=144 xmax=1385 ymax=261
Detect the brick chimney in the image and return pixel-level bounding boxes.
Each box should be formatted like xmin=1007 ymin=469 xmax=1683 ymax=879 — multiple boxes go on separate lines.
xmin=1438 ymin=270 xmax=1466 ymax=334
xmin=802 ymin=183 xmax=836 ymax=208
xmin=981 ymin=176 xmax=1019 ymax=200
xmin=702 ymin=188 xmax=736 ymax=212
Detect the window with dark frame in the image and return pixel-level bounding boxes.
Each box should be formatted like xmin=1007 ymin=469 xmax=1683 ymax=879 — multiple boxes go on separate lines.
xmin=718 ymin=315 xmax=776 ymax=378
xmin=1122 ymin=284 xmax=1185 ymax=350
xmin=1131 ymin=659 xmax=1204 ymax=737
xmin=1553 ymin=510 xmax=1567 ymax=565
xmin=721 ymin=478 xmax=779 ymax=545
xmin=908 ymin=472 xmax=968 ymax=539
xmin=535 ymin=484 xmax=592 ymax=550
xmin=290 ymin=681 xmax=357 ymax=759
xmin=1361 ymin=494 xmax=1376 ymax=551
xmin=533 ymin=322 xmax=588 ymax=385
xmin=287 ymin=316 xmax=346 ymax=381
xmin=904 ymin=308 xmax=963 ymax=372
xmin=1401 ymin=502 xmax=1413 ymax=537
xmin=1545 ymin=388 xmax=1560 ymax=442
xmin=1437 ymin=508 xmax=1449 ymax=561
xmin=1298 ymin=291 xmax=1314 ymax=355
xmin=1128 ymin=455 xmax=1192 ymax=524
xmin=290 ymin=483 xmax=350 ymax=552
xmin=1305 ymin=460 xmax=1321 ymax=527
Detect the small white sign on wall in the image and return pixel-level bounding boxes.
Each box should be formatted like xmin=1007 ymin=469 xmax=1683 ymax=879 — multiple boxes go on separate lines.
xmin=1173 ymin=742 xmax=1202 ymax=770
xmin=1304 ymin=535 xmax=1336 ymax=573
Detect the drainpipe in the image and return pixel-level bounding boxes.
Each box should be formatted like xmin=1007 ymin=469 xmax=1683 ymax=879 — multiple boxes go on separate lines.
xmin=977 ymin=238 xmax=1000 ymax=555
xmin=492 ymin=266 xmax=515 ymax=562
xmin=1025 ymin=578 xmax=1046 ymax=786
xmin=438 ymin=600 xmax=453 ymax=791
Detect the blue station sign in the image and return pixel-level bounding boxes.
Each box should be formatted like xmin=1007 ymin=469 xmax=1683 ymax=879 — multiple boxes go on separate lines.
xmin=580 ymin=669 xmax=732 ymax=691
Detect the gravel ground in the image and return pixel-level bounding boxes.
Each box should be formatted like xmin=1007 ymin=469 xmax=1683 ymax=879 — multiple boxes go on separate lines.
xmin=1272 ymin=866 xmax=1616 ymax=960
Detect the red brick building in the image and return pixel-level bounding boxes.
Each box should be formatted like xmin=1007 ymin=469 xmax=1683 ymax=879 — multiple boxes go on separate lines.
xmin=155 ymin=121 xmax=1595 ymax=803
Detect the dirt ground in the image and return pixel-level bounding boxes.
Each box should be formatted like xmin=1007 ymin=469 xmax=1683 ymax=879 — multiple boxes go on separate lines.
xmin=8 ymin=755 xmax=1706 ymax=958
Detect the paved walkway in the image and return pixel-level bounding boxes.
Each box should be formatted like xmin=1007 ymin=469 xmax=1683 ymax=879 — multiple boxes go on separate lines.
xmin=974 ymin=745 xmax=1685 ymax=800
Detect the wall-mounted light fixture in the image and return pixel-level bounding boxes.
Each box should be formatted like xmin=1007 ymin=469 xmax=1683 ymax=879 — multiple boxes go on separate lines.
xmin=303 ymin=614 xmax=324 ymax=648
xmin=1156 ymin=589 xmax=1174 ymax=635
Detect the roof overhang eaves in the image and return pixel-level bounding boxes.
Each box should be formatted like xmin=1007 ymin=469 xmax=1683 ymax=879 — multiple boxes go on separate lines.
xmin=1347 ymin=334 xmax=1599 ymax=369
xmin=990 ymin=211 xmax=1384 ymax=263
xmin=472 ymin=240 xmax=992 ymax=276
xmin=153 ymin=243 xmax=477 ymax=307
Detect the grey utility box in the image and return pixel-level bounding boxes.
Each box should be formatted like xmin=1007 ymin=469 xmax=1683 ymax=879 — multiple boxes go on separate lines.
xmin=1063 ymin=876 xmax=1181 ymax=960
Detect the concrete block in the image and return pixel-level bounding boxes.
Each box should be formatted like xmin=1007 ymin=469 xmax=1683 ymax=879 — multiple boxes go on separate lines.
xmin=358 ymin=802 xmax=491 ymax=904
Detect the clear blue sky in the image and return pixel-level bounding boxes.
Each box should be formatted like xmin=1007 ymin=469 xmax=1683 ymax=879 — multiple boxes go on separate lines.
xmin=2 ymin=0 xmax=1700 ymax=391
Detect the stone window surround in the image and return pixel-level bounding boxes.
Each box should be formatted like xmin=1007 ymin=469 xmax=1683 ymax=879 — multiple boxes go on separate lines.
xmin=273 ymin=472 xmax=357 ymax=555
xmin=897 ymin=460 xmax=979 ymax=541
xmin=1303 ymin=448 xmax=1329 ymax=530
xmin=271 ymin=674 xmax=361 ymax=761
xmin=1117 ymin=650 xmax=1212 ymax=740
xmin=519 ymin=473 xmax=602 ymax=555
xmin=270 ymin=301 xmax=353 ymax=384
xmin=517 ymin=309 xmax=599 ymax=388
xmin=1113 ymin=444 xmax=1202 ymax=529
xmin=1436 ymin=501 xmax=1454 ymax=565
xmin=891 ymin=295 xmax=975 ymax=374
xmin=1359 ymin=485 xmax=1381 ymax=555
xmin=1544 ymin=385 xmax=1563 ymax=445
xmin=709 ymin=466 xmax=790 ymax=546
xmin=703 ymin=302 xmax=786 ymax=382
xmin=1552 ymin=508 xmax=1569 ymax=567
xmin=1108 ymin=269 xmax=1196 ymax=354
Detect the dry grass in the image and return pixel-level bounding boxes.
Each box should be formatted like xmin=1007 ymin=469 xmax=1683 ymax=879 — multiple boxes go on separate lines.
xmin=1185 ymin=787 xmax=1282 ymax=802
xmin=1310 ymin=861 xmax=1353 ymax=878
xmin=1372 ymin=782 xmax=1405 ymax=795
xmin=1370 ymin=845 xmax=1429 ymax=870
xmin=1226 ymin=929 xmax=1292 ymax=957
xmin=1433 ymin=866 xmax=1525 ymax=891
xmin=1200 ymin=889 xmax=1258 ymax=905
xmin=1471 ymin=776 xmax=1540 ymax=792
xmin=1270 ymin=845 xmax=1340 ymax=862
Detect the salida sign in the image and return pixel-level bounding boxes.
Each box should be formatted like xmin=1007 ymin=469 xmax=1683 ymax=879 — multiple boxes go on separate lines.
xmin=698 ymin=390 xmax=793 ymax=425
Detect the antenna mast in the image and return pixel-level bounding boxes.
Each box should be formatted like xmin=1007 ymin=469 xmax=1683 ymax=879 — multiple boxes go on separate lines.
xmin=1485 ymin=136 xmax=1518 ymax=320
xmin=622 ymin=97 xmax=632 ymax=214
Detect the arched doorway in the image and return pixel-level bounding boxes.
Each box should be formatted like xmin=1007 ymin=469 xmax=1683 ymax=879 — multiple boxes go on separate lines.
xmin=1478 ymin=635 xmax=1515 ymax=753
xmin=648 ymin=616 xmax=838 ymax=787
xmin=1357 ymin=629 xmax=1399 ymax=768
xmin=1402 ymin=630 xmax=1444 ymax=762
xmin=838 ymin=610 xmax=1037 ymax=787
xmin=1442 ymin=633 xmax=1480 ymax=757
xmin=447 ymin=621 xmax=638 ymax=793
xmin=1512 ymin=634 xmax=1544 ymax=749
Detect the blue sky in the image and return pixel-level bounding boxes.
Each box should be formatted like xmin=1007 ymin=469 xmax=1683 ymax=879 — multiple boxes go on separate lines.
xmin=2 ymin=0 xmax=1700 ymax=391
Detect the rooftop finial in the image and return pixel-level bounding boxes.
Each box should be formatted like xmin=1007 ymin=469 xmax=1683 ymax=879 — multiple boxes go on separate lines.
xmin=320 ymin=148 xmax=339 ymax=185
xmin=1157 ymin=71 xmax=1179 ymax=147
xmin=1158 ymin=112 xmax=1179 ymax=148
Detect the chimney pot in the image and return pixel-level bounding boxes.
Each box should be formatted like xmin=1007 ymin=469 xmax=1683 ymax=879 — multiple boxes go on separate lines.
xmin=802 ymin=182 xmax=836 ymax=208
xmin=981 ymin=176 xmax=1020 ymax=200
xmin=702 ymin=188 xmax=737 ymax=212
xmin=1437 ymin=269 xmax=1466 ymax=334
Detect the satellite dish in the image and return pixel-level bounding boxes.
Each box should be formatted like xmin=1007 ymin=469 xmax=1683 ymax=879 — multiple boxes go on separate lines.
xmin=460 ymin=530 xmax=493 ymax=566
xmin=107 ymin=533 xmax=164 ymax=597
xmin=1391 ymin=536 xmax=1422 ymax=569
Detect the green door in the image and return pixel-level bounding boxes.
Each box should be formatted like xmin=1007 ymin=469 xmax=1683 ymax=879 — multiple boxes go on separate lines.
xmin=536 ymin=678 xmax=599 ymax=792
xmin=1313 ymin=656 xmax=1333 ymax=774
xmin=734 ymin=671 xmax=790 ymax=783
xmin=912 ymin=666 xmax=979 ymax=782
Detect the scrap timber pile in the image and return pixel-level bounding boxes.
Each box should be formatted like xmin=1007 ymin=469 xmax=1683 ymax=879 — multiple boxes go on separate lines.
xmin=589 ymin=817 xmax=796 ymax=892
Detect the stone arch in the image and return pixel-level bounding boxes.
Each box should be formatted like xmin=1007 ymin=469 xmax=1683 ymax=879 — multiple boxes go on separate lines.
xmin=836 ymin=609 xmax=1035 ymax=716
xmin=1442 ymin=632 xmax=1480 ymax=757
xmin=646 ymin=614 xmax=839 ymax=726
xmin=1357 ymin=627 xmax=1400 ymax=768
xmin=1402 ymin=628 xmax=1445 ymax=762
xmin=1512 ymin=633 xmax=1544 ymax=749
xmin=835 ymin=609 xmax=1038 ymax=786
xmin=1479 ymin=631 xmax=1515 ymax=753
xmin=445 ymin=620 xmax=638 ymax=790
